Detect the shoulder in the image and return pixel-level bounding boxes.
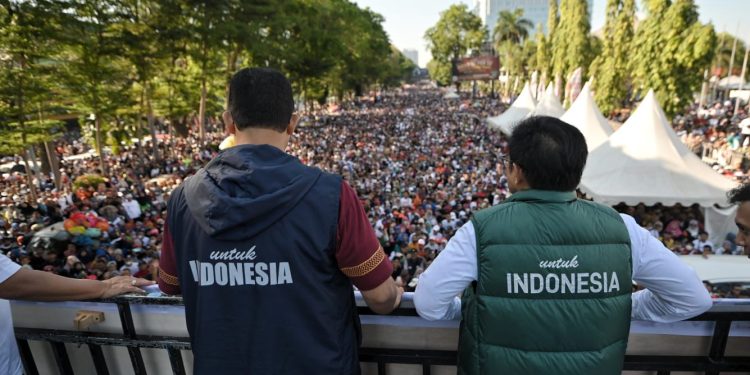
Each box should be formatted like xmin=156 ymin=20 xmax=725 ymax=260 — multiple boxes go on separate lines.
xmin=617 ymin=213 xmax=639 ymax=228
xmin=472 ymin=201 xmax=518 ymax=223
xmin=577 ymin=199 xmax=625 ymax=222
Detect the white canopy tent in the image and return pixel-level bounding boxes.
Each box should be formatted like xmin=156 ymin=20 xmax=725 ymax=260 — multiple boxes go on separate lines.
xmin=716 ymin=75 xmax=745 ymax=90
xmin=443 ymin=91 xmax=460 ymax=99
xmin=580 ymin=90 xmax=737 ymax=207
xmin=528 ymin=83 xmax=564 ymax=118
xmin=487 ymin=82 xmax=536 ymax=135
xmin=560 ymin=82 xmax=613 ymax=151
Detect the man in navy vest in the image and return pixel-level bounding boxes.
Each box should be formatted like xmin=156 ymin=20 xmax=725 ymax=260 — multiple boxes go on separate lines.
xmin=158 ymin=68 xmax=402 ymax=374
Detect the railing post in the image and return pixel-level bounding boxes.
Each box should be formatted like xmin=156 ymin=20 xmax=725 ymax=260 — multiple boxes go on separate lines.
xmin=167 ymin=348 xmax=186 ymax=375
xmin=50 ymin=341 xmax=74 ymax=375
xmin=116 ymin=300 xmax=147 ymax=375
xmin=377 ymin=360 xmax=386 ymax=375
xmin=16 ymin=338 xmax=39 ymax=375
xmin=707 ymin=320 xmax=732 ymax=375
xmin=88 ymin=344 xmax=110 ymax=375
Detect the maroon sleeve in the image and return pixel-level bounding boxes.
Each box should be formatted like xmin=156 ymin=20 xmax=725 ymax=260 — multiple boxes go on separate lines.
xmin=336 ymin=181 xmax=393 ymax=291
xmin=157 ymin=222 xmax=181 ymax=295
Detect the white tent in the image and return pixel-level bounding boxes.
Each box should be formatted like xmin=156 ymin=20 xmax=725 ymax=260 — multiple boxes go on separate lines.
xmin=528 ymin=83 xmax=564 ymax=118
xmin=443 ymin=91 xmax=460 ymax=99
xmin=487 ymin=82 xmax=536 ymax=135
xmin=580 ymin=90 xmax=737 ymax=207
xmin=560 ymin=82 xmax=613 ymax=151
xmin=716 ymin=75 xmax=745 ymax=90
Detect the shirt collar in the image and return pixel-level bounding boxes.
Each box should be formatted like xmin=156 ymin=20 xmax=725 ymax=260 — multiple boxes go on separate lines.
xmin=505 ymin=189 xmax=577 ymax=204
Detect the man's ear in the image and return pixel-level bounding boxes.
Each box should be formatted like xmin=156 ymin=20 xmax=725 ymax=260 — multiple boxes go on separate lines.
xmin=223 ymin=111 xmax=236 ymax=135
xmin=286 ymin=113 xmax=299 ymax=136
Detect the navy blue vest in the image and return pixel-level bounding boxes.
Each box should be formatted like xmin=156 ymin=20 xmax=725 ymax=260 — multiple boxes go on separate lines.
xmin=167 ymin=145 xmax=359 ymax=374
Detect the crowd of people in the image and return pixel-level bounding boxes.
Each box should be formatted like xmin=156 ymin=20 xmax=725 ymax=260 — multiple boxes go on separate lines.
xmin=0 ymin=125 xmax=225 ymax=284
xmin=0 ymin=87 xmax=747 ymax=298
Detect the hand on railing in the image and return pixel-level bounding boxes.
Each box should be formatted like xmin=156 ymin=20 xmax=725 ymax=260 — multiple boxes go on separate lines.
xmin=99 ymin=277 xmax=155 ymax=299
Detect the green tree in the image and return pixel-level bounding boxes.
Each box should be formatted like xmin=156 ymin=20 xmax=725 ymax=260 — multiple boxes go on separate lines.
xmin=632 ymin=0 xmax=715 ymax=116
xmin=492 ymin=9 xmax=533 ymax=46
xmin=589 ymin=0 xmax=635 ymax=115
xmin=149 ymin=0 xmax=193 ymax=144
xmin=424 ymin=4 xmax=486 ymax=86
xmin=548 ymin=0 xmax=559 ymax=36
xmin=713 ymin=32 xmax=747 ymax=78
xmin=333 ymin=3 xmax=393 ymax=96
xmin=182 ymin=0 xmax=228 ymax=145
xmin=381 ymin=46 xmax=418 ymax=88
xmin=59 ymin=0 xmax=133 ymax=173
xmin=426 ymin=59 xmax=452 ymax=86
xmin=120 ymin=0 xmax=168 ymax=160
xmin=534 ymin=24 xmax=550 ymax=79
xmin=0 ymin=0 xmax=64 ymax=197
xmin=552 ymin=0 xmax=592 ymax=81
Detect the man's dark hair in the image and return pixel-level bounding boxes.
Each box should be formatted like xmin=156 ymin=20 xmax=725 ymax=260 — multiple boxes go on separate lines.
xmin=228 ymin=67 xmax=294 ymax=132
xmin=508 ymin=116 xmax=588 ymax=191
xmin=728 ymin=183 xmax=750 ymax=204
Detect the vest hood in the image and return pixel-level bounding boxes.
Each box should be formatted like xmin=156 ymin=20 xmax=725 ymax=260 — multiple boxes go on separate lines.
xmin=182 ymin=144 xmax=320 ymax=241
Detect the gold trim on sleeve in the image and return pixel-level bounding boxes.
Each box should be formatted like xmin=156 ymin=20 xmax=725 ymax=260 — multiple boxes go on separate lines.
xmin=158 ymin=267 xmax=180 ymax=286
xmin=340 ymin=246 xmax=386 ymax=278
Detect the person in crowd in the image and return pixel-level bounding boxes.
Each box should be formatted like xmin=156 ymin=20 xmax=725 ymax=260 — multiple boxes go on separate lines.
xmin=692 ymin=232 xmax=714 ymax=254
xmin=157 ymin=68 xmax=401 ymax=374
xmin=728 ymin=183 xmax=750 ymax=257
xmin=414 ymin=116 xmax=712 ymax=375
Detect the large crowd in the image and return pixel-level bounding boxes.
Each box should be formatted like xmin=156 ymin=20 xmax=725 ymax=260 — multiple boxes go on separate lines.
xmin=0 ymin=88 xmax=747 ymax=298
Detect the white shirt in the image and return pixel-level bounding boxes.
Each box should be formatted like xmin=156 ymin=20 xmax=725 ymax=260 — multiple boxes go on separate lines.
xmin=0 ymin=255 xmax=22 ymax=375
xmin=122 ymin=199 xmax=141 ymax=220
xmin=414 ymin=214 xmax=712 ymax=323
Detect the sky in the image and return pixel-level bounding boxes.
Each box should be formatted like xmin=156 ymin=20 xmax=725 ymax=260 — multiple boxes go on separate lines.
xmin=352 ymin=0 xmax=750 ymax=68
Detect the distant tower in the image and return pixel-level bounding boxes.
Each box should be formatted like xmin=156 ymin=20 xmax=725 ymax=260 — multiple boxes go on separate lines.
xmin=474 ymin=0 xmax=593 ymax=36
xmin=402 ymin=49 xmax=419 ymax=66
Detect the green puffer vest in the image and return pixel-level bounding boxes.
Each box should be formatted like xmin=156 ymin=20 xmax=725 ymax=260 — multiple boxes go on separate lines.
xmin=458 ymin=190 xmax=632 ymax=375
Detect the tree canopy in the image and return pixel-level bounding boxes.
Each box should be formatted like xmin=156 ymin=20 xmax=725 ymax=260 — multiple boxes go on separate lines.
xmin=0 ymin=0 xmax=415 ymax=157
xmin=424 ymin=4 xmax=486 ymax=86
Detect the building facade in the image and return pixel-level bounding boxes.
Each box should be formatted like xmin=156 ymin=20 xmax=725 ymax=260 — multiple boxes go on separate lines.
xmin=402 ymin=48 xmax=419 ymax=67
xmin=474 ymin=0 xmax=593 ymax=37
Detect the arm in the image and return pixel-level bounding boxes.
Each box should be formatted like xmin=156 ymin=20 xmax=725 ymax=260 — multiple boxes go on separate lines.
xmin=157 ymin=222 xmax=181 ymax=295
xmin=360 ymin=274 xmax=402 ymax=314
xmin=0 ymin=250 xmax=152 ymax=301
xmin=623 ymin=214 xmax=713 ymax=322
xmin=337 ymin=181 xmax=400 ymax=314
xmin=0 ymin=269 xmax=152 ymax=301
xmin=413 ymin=221 xmax=477 ymax=321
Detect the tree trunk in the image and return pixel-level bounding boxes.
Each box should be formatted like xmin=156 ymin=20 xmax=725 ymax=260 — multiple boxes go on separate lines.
xmin=136 ymin=89 xmax=145 ymax=159
xmin=95 ymin=115 xmax=107 ymax=175
xmin=21 ymin=150 xmax=38 ymax=202
xmin=39 ymin=143 xmax=51 ymax=175
xmin=199 ymin=78 xmax=207 ymax=146
xmin=44 ymin=140 xmax=61 ymax=190
xmin=143 ymin=80 xmax=159 ymax=161
xmin=147 ymin=94 xmax=158 ymax=162
xmin=29 ymin=146 xmax=44 ymax=184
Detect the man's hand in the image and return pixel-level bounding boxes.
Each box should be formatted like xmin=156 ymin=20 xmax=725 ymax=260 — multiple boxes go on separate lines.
xmin=392 ymin=286 xmax=404 ymax=310
xmin=100 ymin=276 xmax=155 ymax=298
xmin=361 ymin=277 xmax=403 ymax=314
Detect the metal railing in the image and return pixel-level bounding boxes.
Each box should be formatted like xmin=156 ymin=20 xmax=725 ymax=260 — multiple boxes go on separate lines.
xmin=13 ymin=295 xmax=750 ymax=375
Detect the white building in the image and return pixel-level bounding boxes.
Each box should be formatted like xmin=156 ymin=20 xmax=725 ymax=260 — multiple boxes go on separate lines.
xmin=474 ymin=0 xmax=593 ymax=37
xmin=402 ymin=48 xmax=419 ymax=66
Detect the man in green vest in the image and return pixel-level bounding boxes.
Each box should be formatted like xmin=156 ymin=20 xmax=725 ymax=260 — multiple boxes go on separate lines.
xmin=414 ymin=116 xmax=712 ymax=375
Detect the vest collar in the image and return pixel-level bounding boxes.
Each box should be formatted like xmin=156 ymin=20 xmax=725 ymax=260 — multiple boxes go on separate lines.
xmin=506 ymin=189 xmax=577 ymax=203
